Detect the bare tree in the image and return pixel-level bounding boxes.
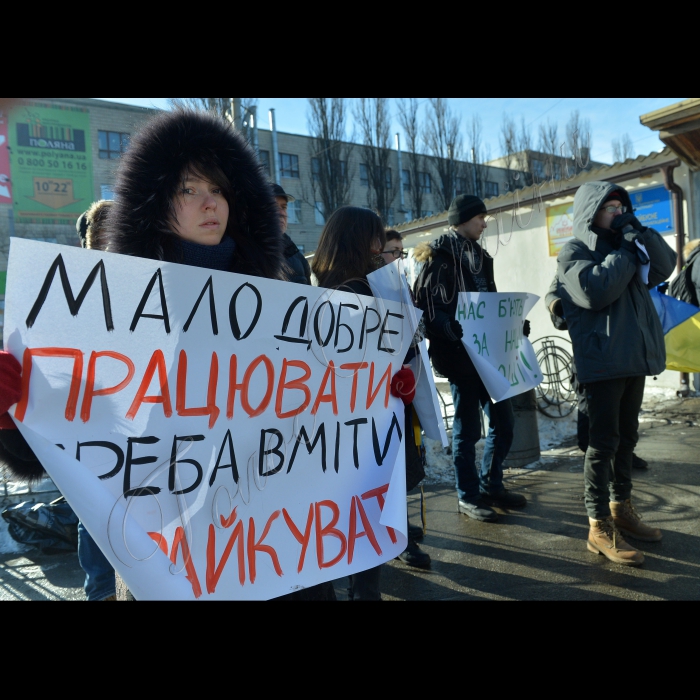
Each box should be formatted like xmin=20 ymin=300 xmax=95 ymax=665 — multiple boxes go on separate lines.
xmin=499 ymin=113 xmax=522 ymax=191
xmin=566 ymin=110 xmax=592 ymax=174
xmin=424 ymin=98 xmax=464 ymax=211
xmin=611 ymin=133 xmax=635 ymax=163
xmin=167 ymin=97 xmax=258 ymax=122
xmin=305 ymin=98 xmax=354 ymax=223
xmin=539 ymin=119 xmax=563 ymax=180
xmin=397 ymin=98 xmax=425 ymax=221
xmin=353 ymin=97 xmax=397 ymax=223
xmin=467 ymin=114 xmax=486 ymax=198
xmin=514 ymin=116 xmax=535 ymax=184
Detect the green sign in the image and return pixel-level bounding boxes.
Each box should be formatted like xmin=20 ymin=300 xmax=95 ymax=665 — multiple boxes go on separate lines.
xmin=8 ymin=102 xmax=93 ymax=225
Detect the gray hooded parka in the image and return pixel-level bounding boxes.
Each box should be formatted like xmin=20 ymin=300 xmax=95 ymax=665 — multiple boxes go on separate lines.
xmin=556 ymin=180 xmax=676 ymax=384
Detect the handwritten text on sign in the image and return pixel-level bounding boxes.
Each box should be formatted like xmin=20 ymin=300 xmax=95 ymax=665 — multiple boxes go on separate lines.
xmin=456 ymin=291 xmax=542 ymax=402
xmin=5 ymin=239 xmax=411 ymax=599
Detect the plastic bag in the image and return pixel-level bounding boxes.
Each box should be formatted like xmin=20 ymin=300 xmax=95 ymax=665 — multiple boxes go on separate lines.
xmin=1 ymin=496 xmax=78 ymax=553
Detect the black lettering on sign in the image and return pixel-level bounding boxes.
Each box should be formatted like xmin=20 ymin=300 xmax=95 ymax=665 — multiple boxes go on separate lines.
xmin=183 ymin=275 xmax=218 ymax=335
xmin=378 ymin=310 xmax=403 ymax=353
xmin=371 ymin=412 xmax=402 ymax=466
xmin=287 ymin=423 xmax=326 ymax=473
xmin=229 ymin=282 xmax=262 ymax=340
xmin=335 ymin=303 xmax=359 ymax=353
xmin=26 ymin=254 xmax=114 ymax=331
xmin=259 ymin=428 xmax=284 ymax=477
xmin=76 ymin=440 xmax=125 ymax=480
xmin=344 ymin=418 xmax=368 ymax=469
xmin=130 ymin=268 xmax=170 ymax=334
xmin=124 ymin=436 xmax=161 ymax=497
xmin=274 ymin=296 xmax=311 ymax=348
xmin=359 ymin=306 xmax=381 ymax=350
xmin=169 ymin=435 xmax=205 ymax=495
xmin=313 ymin=300 xmax=335 ymax=348
xmin=209 ymin=429 xmax=239 ymax=487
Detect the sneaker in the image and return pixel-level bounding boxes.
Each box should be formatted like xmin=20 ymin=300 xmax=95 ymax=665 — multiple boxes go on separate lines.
xmin=611 ymin=499 xmax=662 ymax=542
xmin=480 ymin=488 xmax=527 ymax=508
xmin=408 ymin=523 xmax=424 ymax=541
xmin=587 ymin=516 xmax=644 ymax=566
xmin=397 ymin=539 xmax=431 ymax=568
xmin=457 ymin=498 xmax=498 ymax=522
xmin=632 ymin=454 xmax=649 ymax=470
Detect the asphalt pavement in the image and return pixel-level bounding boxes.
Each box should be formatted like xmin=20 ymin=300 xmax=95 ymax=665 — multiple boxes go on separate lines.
xmin=2 ymin=395 xmax=699 ymax=601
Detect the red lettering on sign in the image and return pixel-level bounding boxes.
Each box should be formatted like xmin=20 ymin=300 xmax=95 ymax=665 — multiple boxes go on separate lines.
xmin=176 ymin=350 xmax=220 ymax=428
xmin=227 ymin=354 xmax=274 ymax=419
xmin=282 ymin=504 xmax=314 ymax=573
xmin=275 ymin=359 xmax=311 ymax=419
xmin=311 ymin=360 xmax=338 ymax=415
xmin=147 ymin=531 xmax=168 ymax=556
xmin=361 ymin=483 xmax=397 ymax=543
xmin=206 ymin=507 xmax=245 ymax=593
xmin=339 ymin=362 xmax=368 ymax=413
xmin=347 ymin=495 xmax=382 ymax=563
xmin=170 ymin=526 xmax=202 ymax=598
xmin=314 ymin=499 xmax=347 ymax=569
xmin=125 ymin=349 xmax=172 ymax=420
xmin=81 ymin=351 xmax=135 ymax=423
xmin=15 ymin=347 xmax=84 ymax=422
xmin=366 ymin=361 xmax=392 ymax=410
xmin=247 ymin=511 xmax=283 ymax=584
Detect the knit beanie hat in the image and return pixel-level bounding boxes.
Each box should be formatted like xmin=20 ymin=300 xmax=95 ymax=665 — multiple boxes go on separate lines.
xmin=603 ymin=190 xmax=623 ymax=205
xmin=448 ymin=194 xmax=487 ymax=226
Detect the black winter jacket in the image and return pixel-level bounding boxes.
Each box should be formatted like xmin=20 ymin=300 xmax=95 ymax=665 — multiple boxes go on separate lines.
xmin=413 ymin=233 xmax=496 ymax=384
xmin=283 ymin=234 xmax=311 ymax=285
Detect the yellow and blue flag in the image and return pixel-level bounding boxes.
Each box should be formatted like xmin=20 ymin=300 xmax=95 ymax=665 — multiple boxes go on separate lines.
xmin=650 ymin=287 xmax=700 ymax=372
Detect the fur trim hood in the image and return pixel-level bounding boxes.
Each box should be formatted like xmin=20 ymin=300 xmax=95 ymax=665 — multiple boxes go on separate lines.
xmin=683 ymin=237 xmax=700 ymax=260
xmin=104 ymin=109 xmax=284 ymax=280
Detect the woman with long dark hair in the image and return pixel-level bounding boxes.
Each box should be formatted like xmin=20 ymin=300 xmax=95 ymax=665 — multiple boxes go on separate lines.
xmin=313 ymin=206 xmax=428 ymax=598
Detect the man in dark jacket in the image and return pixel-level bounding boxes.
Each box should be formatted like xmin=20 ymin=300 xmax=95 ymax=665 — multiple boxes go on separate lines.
xmin=413 ymin=195 xmax=527 ymax=523
xmin=272 ymin=183 xmax=311 ymax=285
xmin=557 ymin=181 xmax=676 ymax=566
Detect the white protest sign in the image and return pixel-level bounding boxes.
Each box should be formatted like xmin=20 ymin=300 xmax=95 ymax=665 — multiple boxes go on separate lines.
xmin=456 ymin=291 xmax=542 ymax=402
xmin=4 ymin=238 xmax=411 ymax=600
xmin=367 ymin=260 xmax=448 ymax=446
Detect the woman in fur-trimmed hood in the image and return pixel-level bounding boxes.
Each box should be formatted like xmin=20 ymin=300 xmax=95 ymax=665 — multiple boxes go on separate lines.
xmin=103 ymin=108 xmax=285 ymax=279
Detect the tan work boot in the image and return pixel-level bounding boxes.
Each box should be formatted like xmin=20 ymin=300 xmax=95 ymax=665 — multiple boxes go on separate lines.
xmin=587 ymin=516 xmax=644 ymax=566
xmin=611 ymin=499 xmax=662 ymax=542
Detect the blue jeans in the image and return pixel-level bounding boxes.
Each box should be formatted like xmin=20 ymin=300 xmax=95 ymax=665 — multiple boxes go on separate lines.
xmin=450 ymin=376 xmax=515 ymax=502
xmin=77 ymin=521 xmax=116 ymax=601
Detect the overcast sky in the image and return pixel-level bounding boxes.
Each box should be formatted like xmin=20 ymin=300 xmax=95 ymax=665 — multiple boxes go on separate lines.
xmin=97 ymin=97 xmax=684 ymax=165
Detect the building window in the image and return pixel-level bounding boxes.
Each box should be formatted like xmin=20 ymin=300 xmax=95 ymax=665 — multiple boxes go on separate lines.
xmin=259 ymin=150 xmax=270 ymax=177
xmin=360 ymin=163 xmax=369 ymax=187
xmin=456 ymin=176 xmax=468 ymax=194
xmin=384 ymin=167 xmax=392 ymax=190
xmin=418 ymin=171 xmax=431 ymax=194
xmin=98 ymin=131 xmax=130 ymax=159
xmin=532 ymin=159 xmax=547 ymax=180
xmin=314 ymin=201 xmax=325 ymax=226
xmin=404 ymin=208 xmax=413 ymax=221
xmin=296 ymin=244 xmax=305 ymax=254
xmin=279 ymin=153 xmax=300 ymax=179
xmin=484 ymin=181 xmax=499 ymax=198
xmin=402 ymin=169 xmax=411 ymax=192
xmin=420 ymin=210 xmax=433 ymax=218
xmin=100 ymin=184 xmax=115 ymax=200
xmin=313 ymin=158 xmax=346 ymax=182
xmin=288 ymin=200 xmax=302 ymax=224
xmin=385 ymin=207 xmax=395 ymax=226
